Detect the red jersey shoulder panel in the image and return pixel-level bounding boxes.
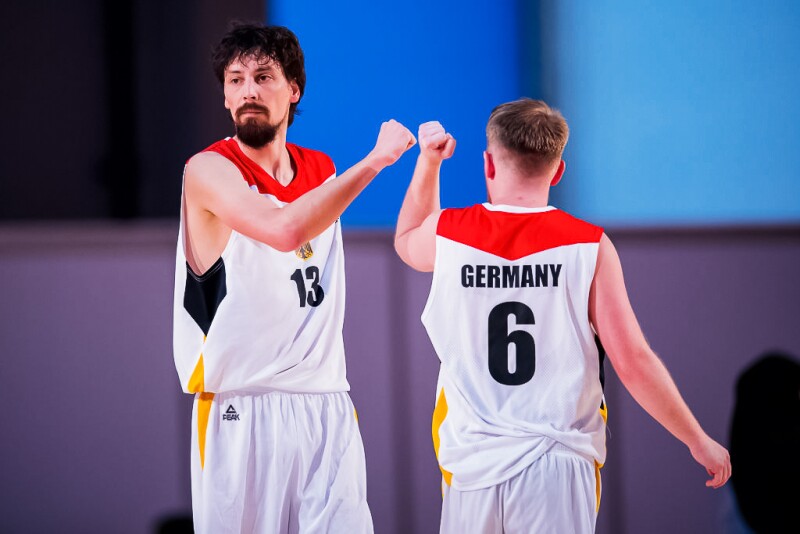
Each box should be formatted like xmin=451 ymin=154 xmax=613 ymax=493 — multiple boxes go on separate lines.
xmin=200 ymin=139 xmax=335 ymax=203
xmin=287 ymin=144 xmax=336 ymax=186
xmin=437 ymin=205 xmax=603 ymax=260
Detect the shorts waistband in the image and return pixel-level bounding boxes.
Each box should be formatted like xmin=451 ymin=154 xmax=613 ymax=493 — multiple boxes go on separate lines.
xmin=546 ymin=442 xmax=595 ymax=464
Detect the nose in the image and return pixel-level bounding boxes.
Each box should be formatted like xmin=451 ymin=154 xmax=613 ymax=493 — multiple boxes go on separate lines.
xmin=243 ymin=76 xmax=259 ymax=100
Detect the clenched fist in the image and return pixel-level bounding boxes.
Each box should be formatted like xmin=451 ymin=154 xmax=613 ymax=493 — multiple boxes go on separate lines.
xmin=418 ymin=121 xmax=456 ymax=161
xmin=367 ymin=119 xmax=417 ymax=170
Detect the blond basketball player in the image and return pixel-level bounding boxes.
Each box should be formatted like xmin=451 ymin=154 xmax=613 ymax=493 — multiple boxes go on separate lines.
xmin=394 ymin=99 xmax=731 ymax=533
xmin=173 ymin=24 xmax=415 ymax=534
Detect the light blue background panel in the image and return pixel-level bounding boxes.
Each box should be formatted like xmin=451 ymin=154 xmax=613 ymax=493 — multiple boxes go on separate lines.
xmin=272 ymin=1 xmax=800 ymax=227
xmin=544 ymin=1 xmax=800 ymax=225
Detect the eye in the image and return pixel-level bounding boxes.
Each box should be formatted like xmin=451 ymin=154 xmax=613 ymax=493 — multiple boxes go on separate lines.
xmin=258 ymin=74 xmax=272 ymax=82
xmin=228 ymin=77 xmax=241 ymax=85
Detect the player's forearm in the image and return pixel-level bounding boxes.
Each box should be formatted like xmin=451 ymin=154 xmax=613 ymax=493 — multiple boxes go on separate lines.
xmin=277 ymin=157 xmax=382 ymax=250
xmin=274 ymin=122 xmax=414 ymax=250
xmin=395 ymin=155 xmax=441 ymax=248
xmin=615 ymin=350 xmax=708 ymax=450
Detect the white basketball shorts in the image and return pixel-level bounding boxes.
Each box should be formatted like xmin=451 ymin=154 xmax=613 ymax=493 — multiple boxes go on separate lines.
xmin=440 ymin=444 xmax=599 ymax=534
xmin=191 ymin=391 xmax=373 ymax=534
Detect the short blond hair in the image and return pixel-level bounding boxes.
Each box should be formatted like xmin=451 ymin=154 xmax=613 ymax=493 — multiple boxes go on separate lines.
xmin=486 ymin=98 xmax=569 ymax=173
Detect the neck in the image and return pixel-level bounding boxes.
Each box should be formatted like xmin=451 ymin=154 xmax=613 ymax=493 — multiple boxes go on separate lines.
xmin=235 ymin=129 xmax=295 ymax=186
xmin=487 ymin=175 xmax=550 ymax=208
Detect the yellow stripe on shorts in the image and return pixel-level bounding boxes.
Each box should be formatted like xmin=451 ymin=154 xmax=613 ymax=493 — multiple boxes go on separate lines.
xmin=431 ymin=388 xmax=453 ymax=487
xmin=595 ymin=460 xmax=603 ymax=512
xmin=197 ymin=392 xmax=214 ymax=469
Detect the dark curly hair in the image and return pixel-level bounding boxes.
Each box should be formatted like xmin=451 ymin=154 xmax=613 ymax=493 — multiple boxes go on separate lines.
xmin=212 ymin=23 xmax=305 ymax=126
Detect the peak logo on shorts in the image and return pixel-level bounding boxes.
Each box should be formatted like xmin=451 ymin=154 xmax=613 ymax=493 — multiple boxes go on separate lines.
xmin=223 ymin=405 xmax=240 ymax=421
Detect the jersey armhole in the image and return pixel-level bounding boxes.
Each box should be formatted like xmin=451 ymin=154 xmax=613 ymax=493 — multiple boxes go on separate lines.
xmin=179 ymin=163 xmax=240 ymax=275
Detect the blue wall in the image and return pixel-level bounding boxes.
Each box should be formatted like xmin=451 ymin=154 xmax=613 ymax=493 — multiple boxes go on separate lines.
xmin=272 ymin=1 xmax=800 ymax=228
xmin=544 ymin=1 xmax=800 ymax=226
xmin=270 ymin=0 xmax=522 ymax=228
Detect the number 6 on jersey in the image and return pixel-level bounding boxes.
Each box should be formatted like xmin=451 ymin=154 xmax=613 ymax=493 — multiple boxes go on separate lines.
xmin=488 ymin=301 xmax=536 ymax=385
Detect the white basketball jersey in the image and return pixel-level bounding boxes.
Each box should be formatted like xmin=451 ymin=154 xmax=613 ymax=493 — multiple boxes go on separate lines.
xmin=422 ymin=203 xmax=607 ymax=491
xmin=173 ymin=139 xmax=349 ymax=394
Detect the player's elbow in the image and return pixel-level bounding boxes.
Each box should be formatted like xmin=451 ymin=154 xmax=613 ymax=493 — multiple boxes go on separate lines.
xmin=273 ymin=227 xmax=305 ymax=252
xmin=271 ymin=240 xmax=301 ymax=253
xmin=610 ymin=346 xmax=658 ymax=386
xmin=264 ymin=217 xmax=306 ymax=252
xmin=394 ymin=235 xmax=418 ymax=270
xmin=396 ymin=247 xmax=434 ymax=272
xmin=610 ymin=358 xmax=638 ymax=386
xmin=393 ymin=234 xmax=409 ymax=262
xmin=394 ymin=232 xmax=435 ymax=272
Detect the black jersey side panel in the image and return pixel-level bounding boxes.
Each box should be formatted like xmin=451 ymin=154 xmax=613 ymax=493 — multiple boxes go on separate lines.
xmin=183 ymin=258 xmax=227 ymax=336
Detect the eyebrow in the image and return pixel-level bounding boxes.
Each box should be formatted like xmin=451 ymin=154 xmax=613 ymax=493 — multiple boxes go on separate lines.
xmin=226 ymin=62 xmax=278 ymax=77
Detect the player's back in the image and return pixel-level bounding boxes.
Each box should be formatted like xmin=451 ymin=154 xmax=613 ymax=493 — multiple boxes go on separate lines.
xmin=423 ymin=203 xmax=607 ymax=491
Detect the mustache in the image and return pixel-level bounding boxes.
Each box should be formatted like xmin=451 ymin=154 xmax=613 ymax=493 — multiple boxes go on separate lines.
xmin=236 ymin=104 xmax=269 ymax=119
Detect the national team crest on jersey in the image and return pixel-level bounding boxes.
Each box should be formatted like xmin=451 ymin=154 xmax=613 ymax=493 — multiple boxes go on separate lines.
xmin=296 ymin=242 xmax=314 ymax=260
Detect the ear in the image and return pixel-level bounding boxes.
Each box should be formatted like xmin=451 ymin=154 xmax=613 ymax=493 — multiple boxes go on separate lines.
xmin=289 ymin=79 xmax=301 ymax=103
xmin=484 ymin=151 xmax=495 ymax=180
xmin=550 ymin=160 xmax=565 ymax=186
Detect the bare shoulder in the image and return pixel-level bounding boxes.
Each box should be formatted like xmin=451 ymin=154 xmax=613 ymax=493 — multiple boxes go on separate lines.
xmin=183 ymin=151 xmax=250 ymax=211
xmin=185 ymin=151 xmax=240 ymax=184
xmin=182 ymin=152 xmax=239 ymax=272
xmin=595 ymin=232 xmax=619 ymax=270
xmin=591 ymin=233 xmax=625 ymax=302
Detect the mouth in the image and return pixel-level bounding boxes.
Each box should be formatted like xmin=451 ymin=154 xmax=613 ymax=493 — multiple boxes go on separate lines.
xmin=237 ymin=106 xmax=268 ymax=118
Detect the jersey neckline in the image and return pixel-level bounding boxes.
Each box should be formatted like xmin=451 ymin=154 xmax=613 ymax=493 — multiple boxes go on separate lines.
xmin=481 ymin=203 xmax=556 ymax=214
xmin=224 ymin=137 xmax=303 ymax=191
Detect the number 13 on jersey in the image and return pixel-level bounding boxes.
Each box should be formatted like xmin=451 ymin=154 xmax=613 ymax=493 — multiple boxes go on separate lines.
xmin=290 ymin=266 xmax=325 ymax=307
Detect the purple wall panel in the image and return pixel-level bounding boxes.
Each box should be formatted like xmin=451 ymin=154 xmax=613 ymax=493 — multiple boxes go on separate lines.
xmin=339 ymin=235 xmax=406 ymax=533
xmin=397 ymin=266 xmax=447 ymax=534
xmin=0 ymin=223 xmax=797 ymax=533
xmin=606 ymin=229 xmax=800 ymax=534
xmin=342 ymin=234 xmax=443 ymax=534
xmin=0 ymin=224 xmax=189 ymax=534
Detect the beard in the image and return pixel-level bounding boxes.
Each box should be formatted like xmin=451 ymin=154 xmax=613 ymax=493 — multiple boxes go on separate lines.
xmin=233 ymin=104 xmax=279 ymax=148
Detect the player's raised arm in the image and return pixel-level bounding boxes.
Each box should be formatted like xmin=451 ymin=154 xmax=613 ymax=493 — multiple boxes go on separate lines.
xmin=186 ymin=119 xmax=416 ymax=252
xmin=394 ymin=121 xmax=456 ymax=271
xmin=589 ymin=233 xmax=732 ymax=488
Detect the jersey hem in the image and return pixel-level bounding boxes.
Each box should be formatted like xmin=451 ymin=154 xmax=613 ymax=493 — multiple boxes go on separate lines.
xmin=445 ymin=438 xmax=597 ymax=491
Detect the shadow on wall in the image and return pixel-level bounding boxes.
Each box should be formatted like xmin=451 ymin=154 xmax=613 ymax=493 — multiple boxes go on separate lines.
xmin=729 ymin=351 xmax=800 ymax=533
xmin=156 ymin=515 xmax=193 ymax=534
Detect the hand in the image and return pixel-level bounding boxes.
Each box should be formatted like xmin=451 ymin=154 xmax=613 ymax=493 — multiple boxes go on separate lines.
xmin=418 ymin=121 xmax=456 ymax=161
xmin=689 ymin=436 xmax=731 ymax=489
xmin=368 ymin=119 xmax=417 ymax=170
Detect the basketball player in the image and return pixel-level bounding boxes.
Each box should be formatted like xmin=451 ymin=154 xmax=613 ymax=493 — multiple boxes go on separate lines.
xmin=394 ymin=99 xmax=731 ymax=533
xmin=172 ymin=24 xmax=415 ymax=533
